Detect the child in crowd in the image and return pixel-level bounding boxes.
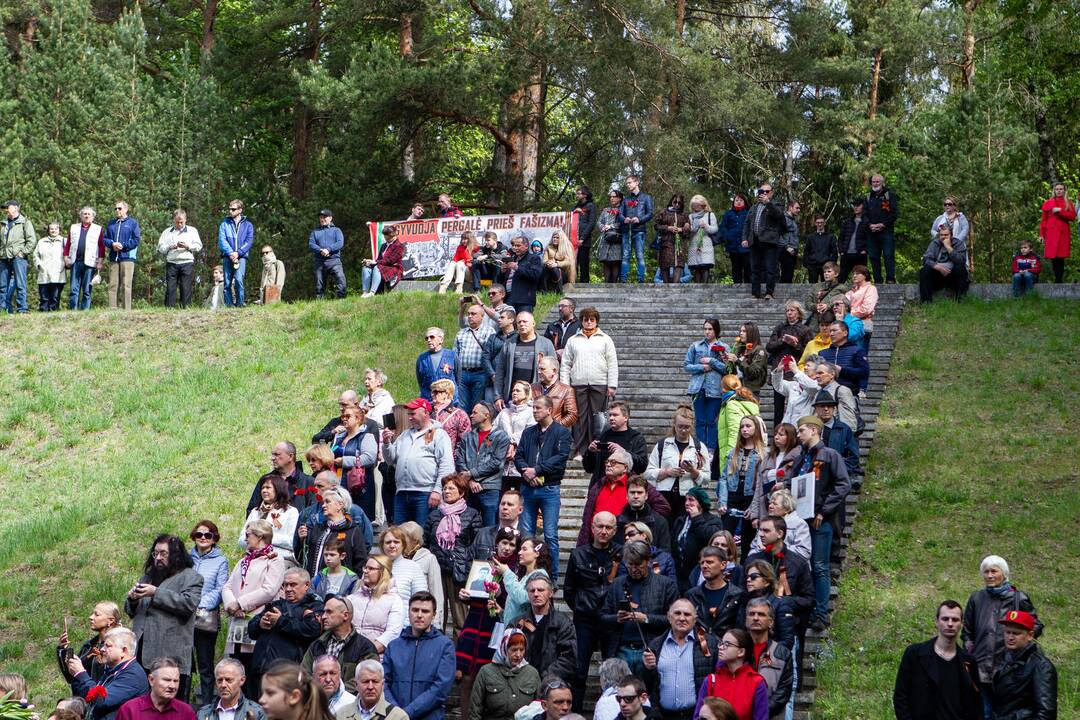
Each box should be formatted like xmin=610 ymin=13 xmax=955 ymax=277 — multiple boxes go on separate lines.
xmin=312 ymin=539 xmax=358 ymax=599
xmin=471 ymin=231 xmax=507 ymax=290
xmin=438 ymin=231 xmax=476 ymax=295
xmin=35 ymin=222 xmax=66 ymax=312
xmin=205 ymin=265 xmax=226 ymax=309
xmin=1011 ymin=239 xmax=1042 ymax=297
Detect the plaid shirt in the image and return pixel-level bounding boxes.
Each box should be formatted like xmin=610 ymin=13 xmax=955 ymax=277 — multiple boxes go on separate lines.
xmin=454 ymin=323 xmax=495 ymax=370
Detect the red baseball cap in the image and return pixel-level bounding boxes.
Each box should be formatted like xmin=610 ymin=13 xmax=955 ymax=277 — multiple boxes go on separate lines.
xmin=999 ymin=610 xmax=1036 ymax=631
xmin=404 ymin=398 xmax=433 ymax=412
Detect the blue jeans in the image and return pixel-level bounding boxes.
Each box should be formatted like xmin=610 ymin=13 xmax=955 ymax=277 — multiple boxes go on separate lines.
xmin=223 ymin=257 xmax=247 ymax=306
xmin=621 ymin=230 xmax=646 ymax=283
xmin=867 ymin=230 xmax=895 ymax=283
xmin=469 ymin=489 xmax=500 ymax=527
xmin=615 ymin=645 xmax=645 ymax=677
xmin=314 ymin=256 xmax=346 ymax=298
xmin=362 ymin=266 xmax=383 ymax=294
xmin=810 ymin=519 xmax=834 ymax=620
xmin=692 ymin=393 xmax=722 ymax=451
xmin=457 ymin=369 xmax=489 ymax=416
xmin=1012 ymin=272 xmax=1035 ymax=297
xmin=69 ymin=261 xmax=95 ymax=310
xmin=393 ymin=490 xmax=431 ymax=526
xmin=521 ymin=483 xmax=561 ymax=580
xmin=0 ymin=257 xmax=29 ymax=313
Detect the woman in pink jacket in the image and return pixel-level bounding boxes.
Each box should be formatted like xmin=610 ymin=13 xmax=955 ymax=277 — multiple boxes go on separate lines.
xmin=221 ymin=518 xmax=285 ymax=695
xmin=1039 ymin=182 xmax=1076 ymax=283
xmin=347 ymin=554 xmax=404 ymax=654
xmin=845 ymin=265 xmax=877 ymax=352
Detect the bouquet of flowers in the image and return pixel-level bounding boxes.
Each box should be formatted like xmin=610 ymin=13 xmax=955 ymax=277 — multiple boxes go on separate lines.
xmin=483 ymin=579 xmax=502 ymax=618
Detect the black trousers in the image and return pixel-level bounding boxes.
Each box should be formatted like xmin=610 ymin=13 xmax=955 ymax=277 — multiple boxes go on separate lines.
xmin=750 ymin=243 xmax=780 ymax=296
xmin=778 ymin=249 xmax=797 ymax=283
xmin=193 ymin=629 xmax=218 ymax=705
xmin=576 ymin=241 xmax=592 ymax=284
xmin=38 ymin=282 xmax=64 ymax=311
xmin=805 ymin=264 xmax=824 ymax=284
xmin=838 ymin=253 xmax=864 ymax=283
xmin=918 ymin=264 xmax=969 ymax=302
xmin=1051 ymin=257 xmax=1066 ymax=283
xmin=728 ymin=251 xmax=750 ymax=284
xmin=165 ymin=262 xmax=195 ymax=307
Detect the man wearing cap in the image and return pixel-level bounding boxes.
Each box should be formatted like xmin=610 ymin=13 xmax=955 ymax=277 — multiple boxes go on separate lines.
xmin=812 ymin=390 xmax=861 ymax=479
xmin=381 ymin=398 xmax=455 ymax=526
xmin=792 ymin=415 xmax=850 ymax=632
xmin=310 ymin=209 xmax=347 ymax=299
xmin=1 ymin=200 xmax=37 ymax=314
xmin=104 ymin=200 xmax=141 ymax=310
xmin=893 ymin=599 xmax=982 ymax=720
xmin=990 ymin=610 xmax=1056 ymax=720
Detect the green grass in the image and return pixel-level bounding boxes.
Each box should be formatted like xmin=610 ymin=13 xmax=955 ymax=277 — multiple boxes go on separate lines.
xmin=0 ymin=291 xmax=555 ymax=703
xmin=816 ymin=296 xmax=1080 ymax=719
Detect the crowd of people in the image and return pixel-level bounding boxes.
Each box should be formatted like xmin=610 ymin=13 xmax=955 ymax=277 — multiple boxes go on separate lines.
xmin=0 ymin=177 xmax=1072 ymax=313
xmin=0 ymin=276 xmax=1060 ymax=720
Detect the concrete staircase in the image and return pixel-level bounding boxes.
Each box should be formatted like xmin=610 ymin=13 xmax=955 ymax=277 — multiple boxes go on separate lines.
xmin=537 ymin=282 xmax=909 ymax=719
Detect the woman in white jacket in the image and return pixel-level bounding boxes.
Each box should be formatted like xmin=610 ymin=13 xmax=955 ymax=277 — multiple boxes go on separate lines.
xmin=770 ymin=356 xmax=820 ymax=428
xmin=35 ymin=222 xmax=67 ymax=311
xmin=238 ymin=474 xmax=299 ymax=565
xmin=379 ymin=525 xmax=428 ymax=605
xmin=644 ymin=405 xmax=712 ymax=518
xmin=494 ymin=381 xmax=536 ymax=480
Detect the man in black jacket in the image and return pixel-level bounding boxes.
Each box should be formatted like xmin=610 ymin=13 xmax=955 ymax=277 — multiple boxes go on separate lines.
xmin=641 ymin=599 xmax=719 ymax=720
xmin=503 ymin=235 xmax=543 ymax=314
xmin=990 ymin=610 xmax=1057 ymax=720
xmin=564 ymin=511 xmax=620 ymax=711
xmin=685 ymin=547 xmax=742 ymax=638
xmin=301 ymin=596 xmax=378 ymax=693
xmin=513 ymin=575 xmax=577 ymax=682
xmin=740 ymin=183 xmax=786 ymax=299
xmin=893 ymin=600 xmax=982 ymax=720
xmin=247 ymin=569 xmax=324 ymax=694
xmin=743 ymin=517 xmax=813 ymax=633
xmin=616 ymin=476 xmax=672 ymax=552
xmin=802 ymin=216 xmax=838 ymax=283
xmin=837 ymin=199 xmax=869 ymax=282
xmin=582 ymin=402 xmax=648 ymax=485
xmin=460 ymin=490 xmax=524 ymax=581
xmin=544 ymin=297 xmax=580 ymax=356
xmin=246 ymin=442 xmax=316 ymax=514
xmin=865 ymin=174 xmax=899 ymax=284
xmin=600 ymin=542 xmax=678 ymax=676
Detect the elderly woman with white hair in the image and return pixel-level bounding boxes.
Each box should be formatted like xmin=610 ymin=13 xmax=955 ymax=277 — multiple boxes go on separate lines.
xmin=295 ymin=486 xmax=369 ymax=576
xmin=686 ymin=194 xmax=719 ymax=283
xmin=962 ymin=555 xmax=1042 ymax=707
xmin=747 ymin=489 xmax=810 ymax=560
xmin=592 ymin=658 xmax=635 ymax=720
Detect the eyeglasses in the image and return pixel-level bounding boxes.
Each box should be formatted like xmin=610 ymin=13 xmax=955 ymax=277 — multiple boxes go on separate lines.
xmin=262 ymin=250 xmax=271 ymax=255
xmin=192 ymin=532 xmax=215 ymax=540
xmin=616 ymin=695 xmax=640 ymax=704
xmin=229 ymin=207 xmax=241 ymax=212
xmin=114 ymin=207 xmax=124 ymax=211
xmin=425 ymin=335 xmax=439 ymax=340
xmin=487 ymin=291 xmax=498 ymax=296
xmin=719 ymin=640 xmax=739 ymax=649
xmin=152 ymin=550 xmax=170 ymax=558
xmin=624 ymin=530 xmax=639 ymax=538
xmin=944 ymin=202 xmax=955 ymax=207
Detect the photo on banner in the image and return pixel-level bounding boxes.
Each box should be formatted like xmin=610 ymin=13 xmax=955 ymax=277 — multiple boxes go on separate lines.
xmin=367 ymin=211 xmax=578 ymax=280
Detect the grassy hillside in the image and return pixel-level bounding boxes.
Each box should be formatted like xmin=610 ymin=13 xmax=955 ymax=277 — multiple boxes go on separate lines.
xmin=816 ymin=296 xmax=1080 ymax=718
xmin=0 ymin=291 xmax=554 ymax=701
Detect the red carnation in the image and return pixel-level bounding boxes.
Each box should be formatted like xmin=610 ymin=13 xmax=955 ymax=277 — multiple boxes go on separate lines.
xmin=86 ymin=685 xmax=107 ymax=702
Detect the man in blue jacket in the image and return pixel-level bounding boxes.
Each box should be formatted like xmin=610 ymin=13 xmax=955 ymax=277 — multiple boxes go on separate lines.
xmin=105 ymin=200 xmax=141 ymax=310
xmin=415 ymin=327 xmax=458 ymax=404
xmin=309 ymin=209 xmax=346 ymax=299
xmin=217 ymin=199 xmax=254 ymax=307
xmin=618 ymin=175 xmax=653 ymax=283
xmin=515 ymin=397 xmax=573 ymax=580
xmin=68 ymin=627 xmax=149 ymax=720
xmin=817 ymin=321 xmax=869 ymax=396
xmin=382 ymin=591 xmax=455 ymax=720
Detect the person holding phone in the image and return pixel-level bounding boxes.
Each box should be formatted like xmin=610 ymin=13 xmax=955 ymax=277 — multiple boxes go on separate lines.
xmin=57 ymin=602 xmax=124 ymax=691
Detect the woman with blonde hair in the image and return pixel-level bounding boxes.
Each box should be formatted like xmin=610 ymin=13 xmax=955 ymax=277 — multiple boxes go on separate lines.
xmin=543 ymin=229 xmax=575 ymax=291
xmin=686 ymin=194 xmax=719 ymax=283
xmin=397 ymin=521 xmax=445 ymax=630
xmin=715 ymin=375 xmax=760 ymax=472
xmin=655 ymin=194 xmax=692 ymax=283
xmin=57 ymin=601 xmax=123 ymax=690
xmin=718 ymin=415 xmax=767 ymax=559
xmin=346 ymin=554 xmax=403 ymax=653
xmin=223 ymin=518 xmax=286 ymax=688
xmin=379 ymin=525 xmax=427 ymax=605
xmin=645 ymin=404 xmax=711 ymax=517
xmin=431 ymin=379 xmax=471 ymax=451
xmin=494 ymin=380 xmax=535 ymax=485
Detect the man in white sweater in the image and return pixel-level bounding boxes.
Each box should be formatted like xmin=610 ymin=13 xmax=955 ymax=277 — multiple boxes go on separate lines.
xmin=380 ymin=398 xmax=455 ymax=526
xmin=560 ymin=307 xmax=619 ymax=458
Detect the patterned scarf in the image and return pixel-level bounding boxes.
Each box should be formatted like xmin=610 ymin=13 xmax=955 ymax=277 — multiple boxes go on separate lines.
xmin=240 ymin=544 xmax=273 ymax=586
xmin=435 ymin=498 xmax=468 ymax=550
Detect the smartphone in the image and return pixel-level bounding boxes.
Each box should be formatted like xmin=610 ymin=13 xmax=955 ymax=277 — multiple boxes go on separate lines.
xmin=383 ymin=413 xmax=397 ymax=431
xmin=618 ymin=599 xmax=633 ymax=613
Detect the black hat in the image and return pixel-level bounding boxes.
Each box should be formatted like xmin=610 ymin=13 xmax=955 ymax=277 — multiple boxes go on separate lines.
xmin=1 ymin=199 xmax=18 ymax=208
xmin=813 ymin=390 xmax=838 ymax=407
xmin=318 ymin=208 xmax=333 ymax=217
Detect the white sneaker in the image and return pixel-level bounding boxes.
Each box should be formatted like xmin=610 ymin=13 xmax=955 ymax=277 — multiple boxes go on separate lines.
xmin=361 ymin=292 xmax=374 ymax=298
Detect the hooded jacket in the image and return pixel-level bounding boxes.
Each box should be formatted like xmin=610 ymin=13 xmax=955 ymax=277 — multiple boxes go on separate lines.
xmin=382 ymin=626 xmax=456 ymax=720
xmin=721 ymin=205 xmax=749 ymax=254
xmin=468 ymin=650 xmax=541 ymax=720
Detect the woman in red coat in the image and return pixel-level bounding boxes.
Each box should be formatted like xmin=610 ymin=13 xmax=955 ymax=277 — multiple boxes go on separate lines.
xmin=362 ymin=225 xmax=406 ymax=296
xmin=1039 ymin=182 xmax=1076 ymax=283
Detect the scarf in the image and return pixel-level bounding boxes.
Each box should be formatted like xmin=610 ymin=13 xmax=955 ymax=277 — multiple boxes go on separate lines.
xmin=720 ymin=390 xmax=737 ymax=405
xmin=986 ymin=582 xmax=1013 ymax=598
xmin=499 ymin=629 xmax=529 ymax=668
xmin=257 ymin=502 xmax=285 ymax=529
xmin=240 ymin=544 xmax=273 ymax=586
xmin=435 ymin=498 xmax=468 ymax=550
xmin=582 ymin=327 xmax=597 ymax=337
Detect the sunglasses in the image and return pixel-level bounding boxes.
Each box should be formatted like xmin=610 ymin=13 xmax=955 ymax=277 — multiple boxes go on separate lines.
xmin=192 ymin=532 xmax=215 ymax=540
xmin=426 ymin=335 xmax=439 ymax=340
xmin=747 ymin=573 xmax=763 ymax=581
xmin=616 ymin=695 xmax=640 ymax=704
xmin=944 ymin=202 xmax=955 ymax=207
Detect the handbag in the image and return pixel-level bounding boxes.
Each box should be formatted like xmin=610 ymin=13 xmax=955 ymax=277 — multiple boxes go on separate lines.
xmin=194 ymin=608 xmax=221 ymax=633
xmin=346 ymin=464 xmax=366 ymax=491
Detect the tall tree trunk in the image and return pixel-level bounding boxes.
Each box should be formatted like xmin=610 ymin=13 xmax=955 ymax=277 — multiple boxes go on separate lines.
xmin=866 ymin=47 xmax=883 ymax=158
xmin=400 ymin=12 xmax=416 ymax=182
xmin=494 ymin=67 xmax=544 ymax=210
xmin=200 ymin=0 xmax=218 ymax=66
xmin=1029 ymin=81 xmax=1056 ymax=184
xmin=289 ymin=0 xmax=323 ymax=199
xmin=960 ymin=0 xmax=980 ymax=91
xmin=668 ymin=0 xmax=684 ymax=121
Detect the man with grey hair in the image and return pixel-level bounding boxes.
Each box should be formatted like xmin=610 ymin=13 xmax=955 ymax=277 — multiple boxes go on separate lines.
xmin=600 ymin=541 xmax=677 ymax=676
xmin=157 ymin=209 xmax=203 ymax=308
xmin=115 ymin=658 xmax=192 ymax=720
xmin=196 ymin=658 xmax=265 ymax=720
xmin=65 ymin=205 xmax=105 ymax=310
xmin=313 ymin=656 xmax=356 ymax=715
xmin=864 ymin=173 xmax=898 ymax=284
xmin=1 ymin=199 xmax=36 ymax=314
xmin=336 ymin=660 xmax=408 ymax=720
xmin=302 ymin=596 xmax=378 ymax=692
xmin=514 ymin=574 xmax=576 ymax=682
xmin=642 ymin=598 xmax=719 ymax=720
xmin=68 ymin=627 xmax=149 ymax=720
xmin=415 ymin=327 xmax=457 ymax=403
xmin=247 ymin=568 xmax=324 ymax=690
xmin=104 ymin=199 xmax=141 ymax=310
xmin=454 ymin=303 xmax=496 ymax=413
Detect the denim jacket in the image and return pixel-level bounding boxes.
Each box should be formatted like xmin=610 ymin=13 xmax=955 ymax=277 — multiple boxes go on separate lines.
xmin=717 ymin=447 xmax=763 ymax=506
xmin=684 ymin=338 xmax=728 ymax=398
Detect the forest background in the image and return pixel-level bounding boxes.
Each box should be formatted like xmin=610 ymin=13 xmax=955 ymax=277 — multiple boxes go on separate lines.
xmin=0 ymin=0 xmax=1077 ymax=297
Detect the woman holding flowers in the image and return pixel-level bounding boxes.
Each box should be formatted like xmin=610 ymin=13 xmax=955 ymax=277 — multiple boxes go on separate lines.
xmin=455 ymin=526 xmax=522 ymax=719
xmin=724 ymin=322 xmax=768 ymax=396
xmin=684 ymin=318 xmax=728 ymax=453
